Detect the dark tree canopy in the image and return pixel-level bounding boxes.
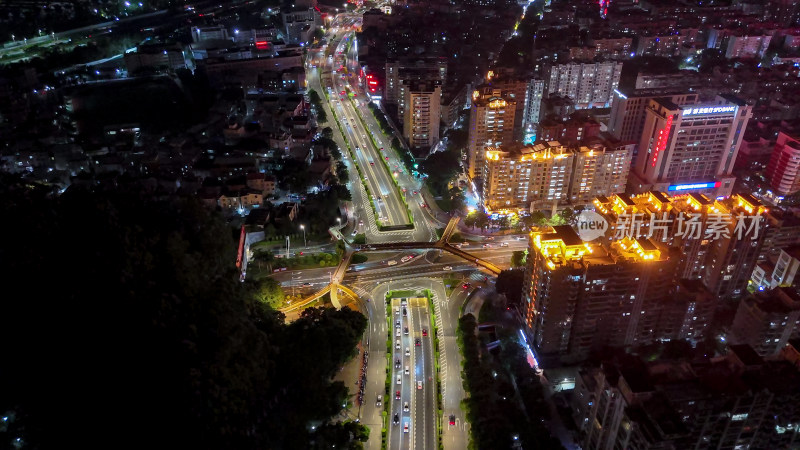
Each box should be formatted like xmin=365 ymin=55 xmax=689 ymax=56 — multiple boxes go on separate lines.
xmin=0 ymin=178 xmax=366 ymax=450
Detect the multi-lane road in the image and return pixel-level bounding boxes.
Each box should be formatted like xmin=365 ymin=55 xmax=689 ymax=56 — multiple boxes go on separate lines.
xmin=325 ymin=31 xmax=408 ymax=227
xmin=299 ymin=11 xmax=532 ymax=450
xmin=308 ymin=19 xmax=438 ymax=243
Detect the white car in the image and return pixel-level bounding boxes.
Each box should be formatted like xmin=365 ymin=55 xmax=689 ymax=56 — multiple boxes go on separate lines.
xmin=405 ymin=347 xmax=410 ymax=357
xmin=396 ymin=374 xmax=402 ymax=385
xmin=417 ymin=381 xmax=422 ymax=390
xmin=403 ymin=402 xmax=409 ymax=412
xmin=443 ymin=266 xmax=452 ymax=271
xmin=404 ymin=366 xmax=410 ymax=375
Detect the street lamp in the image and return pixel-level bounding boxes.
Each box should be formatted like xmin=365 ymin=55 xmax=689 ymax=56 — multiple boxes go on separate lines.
xmin=300 ymin=224 xmax=307 ymax=247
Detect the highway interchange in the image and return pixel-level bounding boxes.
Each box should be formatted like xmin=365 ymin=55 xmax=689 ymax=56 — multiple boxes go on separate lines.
xmin=285 ymin=12 xmax=530 ymax=450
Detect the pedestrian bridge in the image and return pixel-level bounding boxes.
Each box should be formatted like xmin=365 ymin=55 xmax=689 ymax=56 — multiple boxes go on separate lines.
xmin=279 ymin=217 xmax=501 ymax=313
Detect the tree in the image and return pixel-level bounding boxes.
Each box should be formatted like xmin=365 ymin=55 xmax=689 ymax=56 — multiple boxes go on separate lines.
xmin=421 ymin=150 xmax=460 ymax=197
xmin=277 ymin=158 xmax=311 ymax=193
xmin=336 ymin=161 xmax=349 ymax=183
xmin=510 ymin=250 xmax=527 ymax=268
xmin=316 ymin=107 xmax=327 ymax=123
xmin=0 ymin=178 xmax=369 ymax=449
xmin=322 ymin=127 xmax=334 ymax=139
xmin=496 ymin=268 xmax=525 ymax=308
xmin=255 ymin=249 xmax=276 ymax=272
xmin=464 ymin=211 xmax=477 ymax=229
xmin=252 ymin=277 xmax=285 ymax=308
xmin=308 ymin=89 xmax=322 ymax=104
xmin=475 ymin=210 xmax=490 ymax=231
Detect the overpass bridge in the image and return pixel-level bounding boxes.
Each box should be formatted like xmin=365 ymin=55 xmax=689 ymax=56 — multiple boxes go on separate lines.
xmin=279 ymin=217 xmax=502 ymax=313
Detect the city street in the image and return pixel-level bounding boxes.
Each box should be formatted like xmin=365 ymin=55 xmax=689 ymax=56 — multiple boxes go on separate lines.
xmin=308 ymin=23 xmax=439 ymax=244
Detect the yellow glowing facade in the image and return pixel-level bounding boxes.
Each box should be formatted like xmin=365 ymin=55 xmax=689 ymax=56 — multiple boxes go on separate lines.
xmin=532 ymin=228 xmax=593 ymax=269
xmin=483 ymin=142 xmax=630 ymax=213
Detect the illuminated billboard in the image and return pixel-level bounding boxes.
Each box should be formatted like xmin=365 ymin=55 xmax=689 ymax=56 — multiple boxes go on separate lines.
xmin=682 ymin=106 xmax=736 ymax=116
xmin=667 ymin=181 xmax=721 ymax=191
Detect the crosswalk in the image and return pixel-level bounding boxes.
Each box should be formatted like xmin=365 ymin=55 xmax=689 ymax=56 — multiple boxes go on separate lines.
xmin=430 ymin=287 xmax=448 ymax=400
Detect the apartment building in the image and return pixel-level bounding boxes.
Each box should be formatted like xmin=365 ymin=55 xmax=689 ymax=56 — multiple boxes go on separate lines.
xmin=523 ymin=226 xmax=678 ymax=364
xmin=402 ymin=80 xmax=441 ymax=149
xmin=482 ymin=140 xmax=631 ymax=212
xmin=766 ymin=131 xmax=800 ymax=197
xmin=546 ymin=61 xmax=623 ymax=109
xmin=467 ymin=88 xmax=517 ymax=180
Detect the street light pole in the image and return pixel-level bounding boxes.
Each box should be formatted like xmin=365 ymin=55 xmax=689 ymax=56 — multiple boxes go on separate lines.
xmin=300 ymin=224 xmax=307 ymax=247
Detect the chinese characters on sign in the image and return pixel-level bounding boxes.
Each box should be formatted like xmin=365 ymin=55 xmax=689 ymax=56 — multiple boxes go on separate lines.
xmin=613 ymin=213 xmax=763 ymax=241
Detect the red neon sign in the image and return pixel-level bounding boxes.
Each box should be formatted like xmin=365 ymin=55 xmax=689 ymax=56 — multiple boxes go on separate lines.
xmin=652 ymin=115 xmax=673 ymax=167
xmin=236 ymin=224 xmax=246 ymax=270
xmin=255 ymin=40 xmax=268 ymax=50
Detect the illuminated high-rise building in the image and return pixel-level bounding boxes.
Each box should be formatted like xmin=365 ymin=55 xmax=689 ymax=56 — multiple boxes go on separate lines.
xmin=594 ymin=192 xmax=768 ymax=300
xmin=545 ymin=61 xmax=623 ymax=109
xmin=482 ymin=140 xmax=630 ymax=212
xmin=523 ymin=226 xmax=678 ymax=364
xmin=402 ymin=80 xmax=441 ymax=150
xmin=766 ymin=131 xmax=800 ymax=198
xmin=630 ymin=95 xmax=752 ymax=197
xmin=467 ymin=88 xmax=516 ymax=180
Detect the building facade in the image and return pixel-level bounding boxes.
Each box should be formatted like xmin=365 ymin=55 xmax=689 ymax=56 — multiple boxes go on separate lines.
xmin=467 ymin=88 xmax=517 ymax=180
xmin=546 ymin=61 xmax=623 ymax=109
xmin=766 ymin=131 xmax=800 ymax=197
xmin=523 ymin=226 xmax=679 ymax=364
xmin=402 ymin=80 xmax=441 ymax=149
xmin=630 ymin=95 xmax=752 ymax=198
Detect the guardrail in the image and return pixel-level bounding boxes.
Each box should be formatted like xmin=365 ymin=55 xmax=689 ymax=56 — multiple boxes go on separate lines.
xmin=346 ymin=94 xmax=415 ymax=228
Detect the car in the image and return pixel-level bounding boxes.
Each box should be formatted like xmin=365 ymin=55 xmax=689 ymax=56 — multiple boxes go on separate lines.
xmin=403 ymin=402 xmax=409 ymax=412
xmin=422 ymin=328 xmax=428 ymax=337
xmin=449 ymin=415 xmax=456 ymax=425
xmin=443 ymin=266 xmax=452 ymax=271
xmin=395 ymin=339 xmax=400 ymax=349
xmin=396 ymin=328 xmax=401 ymax=337
xmin=487 ymin=236 xmax=495 ymax=241
xmin=401 ymin=299 xmax=407 ymax=306
xmin=395 ymin=306 xmax=400 ymax=314
xmin=403 ymin=422 xmax=409 ymax=433
xmin=302 ymin=282 xmax=312 ymax=286
xmin=415 ymin=338 xmax=421 ymax=346
xmin=393 ymin=413 xmax=399 ymax=424
xmin=482 ymin=243 xmax=491 ymax=248
xmin=402 ymin=307 xmax=407 ymax=316
xmin=420 ymin=203 xmax=427 ymax=208
xmin=388 ymin=260 xmax=398 ymax=266
xmin=395 ymin=359 xmax=401 ymax=369
xmin=462 ymin=242 xmax=469 ymax=246
xmin=385 ymin=156 xmax=389 ymax=161
xmin=417 ymin=381 xmax=422 ymax=390
xmin=405 ymin=347 xmax=410 ymax=357
xmin=412 ymin=191 xmax=418 ymax=195
xmin=377 ymin=395 xmax=382 ymax=407
xmin=404 ymin=326 xmax=409 ymax=335
xmin=462 ymin=283 xmax=471 ymax=289
xmin=501 ymin=242 xmax=509 ymax=247
xmin=351 ymin=229 xmax=357 ymax=236
xmin=396 ymin=374 xmax=401 ymax=384
xmin=370 ymin=161 xmax=375 ymax=166
xmin=395 ymin=320 xmax=401 ymax=328
xmin=396 ymin=390 xmax=401 ymax=400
